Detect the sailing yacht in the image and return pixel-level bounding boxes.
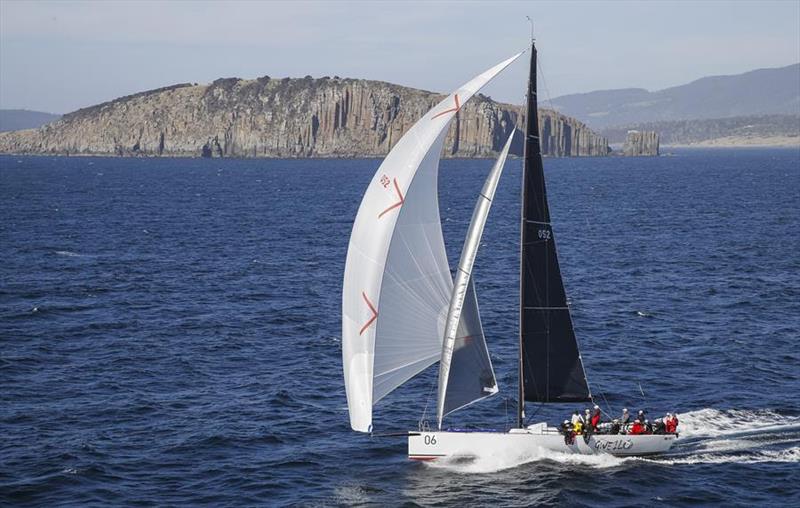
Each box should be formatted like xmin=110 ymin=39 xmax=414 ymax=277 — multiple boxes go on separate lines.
xmin=341 ymin=40 xmax=676 ymax=460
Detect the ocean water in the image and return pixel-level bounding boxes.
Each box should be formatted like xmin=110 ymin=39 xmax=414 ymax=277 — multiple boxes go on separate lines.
xmin=1 ymin=148 xmax=799 ymax=506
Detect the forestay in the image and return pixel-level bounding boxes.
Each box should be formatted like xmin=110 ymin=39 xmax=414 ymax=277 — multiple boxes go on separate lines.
xmin=436 ymin=131 xmax=516 ymax=428
xmin=342 ymin=52 xmax=522 ymax=433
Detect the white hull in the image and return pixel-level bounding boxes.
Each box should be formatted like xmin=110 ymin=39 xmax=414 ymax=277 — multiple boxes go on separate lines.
xmin=408 ymin=424 xmax=677 ymax=461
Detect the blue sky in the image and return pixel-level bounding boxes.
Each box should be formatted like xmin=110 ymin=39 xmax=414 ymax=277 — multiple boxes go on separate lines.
xmin=1 ymin=0 xmax=798 ymax=113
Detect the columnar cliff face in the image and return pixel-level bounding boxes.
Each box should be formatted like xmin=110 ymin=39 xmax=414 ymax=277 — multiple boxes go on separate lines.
xmin=0 ymin=77 xmax=609 ymax=158
xmin=622 ymin=130 xmax=660 ymax=156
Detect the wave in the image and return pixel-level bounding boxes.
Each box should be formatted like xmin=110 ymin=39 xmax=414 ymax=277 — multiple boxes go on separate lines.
xmin=55 ymin=250 xmax=89 ymax=258
xmin=652 ymin=447 xmax=800 ymax=465
xmin=677 ymin=408 xmax=800 ymax=439
xmin=425 ymin=446 xmax=629 ymax=474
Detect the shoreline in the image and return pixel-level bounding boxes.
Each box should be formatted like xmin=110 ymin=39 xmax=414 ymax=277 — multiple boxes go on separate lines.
xmin=663 ymin=136 xmax=799 ymax=148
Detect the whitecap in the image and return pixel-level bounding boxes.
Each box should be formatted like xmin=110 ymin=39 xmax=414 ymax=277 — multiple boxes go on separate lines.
xmin=55 ymin=250 xmax=84 ymax=257
xmin=677 ymin=408 xmax=800 ymax=440
xmin=332 ymin=485 xmax=371 ymax=505
xmin=652 ymin=446 xmax=800 ymax=465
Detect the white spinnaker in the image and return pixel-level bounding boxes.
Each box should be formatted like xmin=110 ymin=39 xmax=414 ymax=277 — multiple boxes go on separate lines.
xmin=342 ymin=53 xmax=522 ymax=432
xmin=436 ymin=130 xmax=516 ymax=429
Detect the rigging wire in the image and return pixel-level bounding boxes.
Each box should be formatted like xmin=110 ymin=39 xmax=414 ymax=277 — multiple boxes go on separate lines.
xmin=524 ymin=402 xmax=545 ymax=427
xmin=537 ymin=49 xmax=596 ymax=400
xmin=596 ymin=390 xmax=617 ymax=420
xmin=418 ymin=376 xmax=438 ymax=430
xmin=537 ymin=53 xmax=559 ymax=115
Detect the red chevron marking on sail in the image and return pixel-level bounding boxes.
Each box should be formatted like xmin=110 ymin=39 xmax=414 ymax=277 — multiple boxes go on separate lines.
xmin=431 ymin=94 xmax=461 ymax=120
xmin=359 ymin=291 xmax=378 ymax=335
xmin=377 ymin=178 xmax=405 ymax=219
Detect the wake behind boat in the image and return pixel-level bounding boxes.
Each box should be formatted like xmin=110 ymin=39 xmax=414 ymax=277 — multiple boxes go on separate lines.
xmin=341 ymin=35 xmax=678 ymax=460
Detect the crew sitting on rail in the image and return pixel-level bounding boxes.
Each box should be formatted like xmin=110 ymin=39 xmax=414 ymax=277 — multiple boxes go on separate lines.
xmin=573 ymin=418 xmax=583 ymax=435
xmin=560 ymin=420 xmax=575 ymax=445
xmin=581 ymin=409 xmax=595 ymax=443
xmin=629 ymin=419 xmax=646 ymax=435
xmin=610 ymin=419 xmax=621 ymax=435
xmin=665 ymin=413 xmax=679 ymax=434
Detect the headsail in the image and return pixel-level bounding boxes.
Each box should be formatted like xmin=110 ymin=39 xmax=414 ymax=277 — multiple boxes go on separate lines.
xmin=436 ymin=131 xmax=515 ymax=428
xmin=518 ymin=42 xmax=591 ymax=418
xmin=342 ymin=52 xmax=522 ymax=432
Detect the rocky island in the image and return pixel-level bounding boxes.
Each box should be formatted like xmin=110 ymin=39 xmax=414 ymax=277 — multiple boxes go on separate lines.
xmin=622 ymin=130 xmax=660 ymax=156
xmin=0 ymin=76 xmax=609 ymax=158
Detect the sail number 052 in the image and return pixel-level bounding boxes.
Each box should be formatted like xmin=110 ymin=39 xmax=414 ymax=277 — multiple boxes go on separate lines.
xmin=424 ymin=434 xmax=437 ymax=445
xmin=538 ymin=229 xmax=551 ymax=240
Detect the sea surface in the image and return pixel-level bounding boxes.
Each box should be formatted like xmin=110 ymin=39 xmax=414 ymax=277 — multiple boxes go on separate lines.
xmin=1 ymin=148 xmax=799 ymax=506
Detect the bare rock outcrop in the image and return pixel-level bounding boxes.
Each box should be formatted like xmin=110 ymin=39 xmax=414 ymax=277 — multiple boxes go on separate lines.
xmin=0 ymin=77 xmax=609 ymax=158
xmin=622 ymin=130 xmax=659 ymax=156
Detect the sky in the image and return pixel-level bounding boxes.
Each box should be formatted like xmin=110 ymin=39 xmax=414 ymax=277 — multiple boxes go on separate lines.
xmin=1 ymin=0 xmax=798 ymax=114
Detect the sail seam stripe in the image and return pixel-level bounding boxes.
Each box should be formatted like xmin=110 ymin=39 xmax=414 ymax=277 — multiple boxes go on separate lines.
xmin=375 ymin=352 xmax=440 ymax=378
xmin=525 ymin=220 xmax=551 ymax=225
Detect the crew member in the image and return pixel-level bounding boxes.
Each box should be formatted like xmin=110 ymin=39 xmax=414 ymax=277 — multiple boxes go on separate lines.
xmin=620 ymin=408 xmax=630 ymax=425
xmin=665 ymin=413 xmax=679 ymax=434
xmin=653 ymin=417 xmax=665 ymax=434
xmin=582 ymin=408 xmax=595 ymax=443
xmin=590 ymin=405 xmax=602 ymax=431
xmin=561 ymin=420 xmax=575 ymax=445
xmin=630 ymin=419 xmax=645 ymax=435
xmin=573 ymin=415 xmax=584 ymax=435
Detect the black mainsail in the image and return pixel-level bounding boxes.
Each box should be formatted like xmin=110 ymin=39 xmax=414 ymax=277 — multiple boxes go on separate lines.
xmin=518 ymin=41 xmax=591 ymax=426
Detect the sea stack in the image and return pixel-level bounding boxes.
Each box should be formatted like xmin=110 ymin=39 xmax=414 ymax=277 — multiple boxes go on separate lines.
xmin=622 ymin=130 xmax=660 ymax=156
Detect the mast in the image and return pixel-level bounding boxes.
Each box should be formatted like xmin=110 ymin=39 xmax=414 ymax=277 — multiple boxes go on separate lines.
xmin=517 ymin=40 xmax=537 ymax=428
